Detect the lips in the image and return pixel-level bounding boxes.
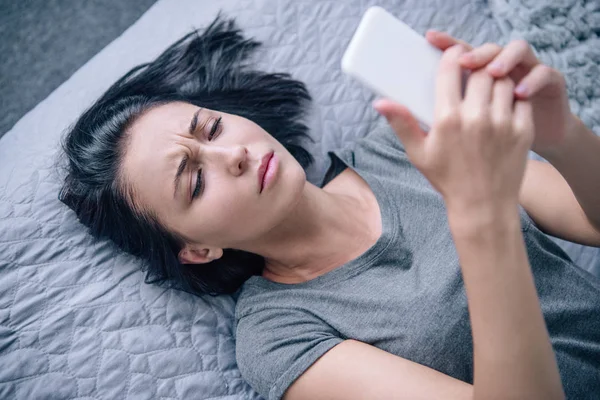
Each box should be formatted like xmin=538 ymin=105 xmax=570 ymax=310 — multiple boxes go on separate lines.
xmin=258 ymin=151 xmax=275 ymax=193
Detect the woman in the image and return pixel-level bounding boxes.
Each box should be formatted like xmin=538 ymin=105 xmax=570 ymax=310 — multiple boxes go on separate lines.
xmin=60 ymin=17 xmax=600 ymax=399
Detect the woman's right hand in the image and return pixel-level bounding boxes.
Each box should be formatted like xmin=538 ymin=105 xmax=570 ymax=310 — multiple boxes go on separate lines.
xmin=374 ymin=45 xmax=534 ymax=222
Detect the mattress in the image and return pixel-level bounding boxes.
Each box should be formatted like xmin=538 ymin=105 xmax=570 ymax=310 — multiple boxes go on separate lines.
xmin=0 ymin=0 xmax=598 ymax=398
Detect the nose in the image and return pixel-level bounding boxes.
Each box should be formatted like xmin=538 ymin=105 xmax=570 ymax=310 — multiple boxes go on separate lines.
xmin=202 ymin=145 xmax=248 ymax=176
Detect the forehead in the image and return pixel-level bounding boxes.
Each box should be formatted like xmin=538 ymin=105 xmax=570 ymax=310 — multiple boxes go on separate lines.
xmin=131 ymin=102 xmax=198 ymax=137
xmin=125 ymin=101 xmax=207 ymax=160
xmin=121 ymin=102 xmax=199 ymax=215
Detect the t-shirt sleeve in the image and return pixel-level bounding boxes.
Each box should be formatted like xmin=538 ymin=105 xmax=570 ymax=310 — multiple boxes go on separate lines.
xmin=236 ymin=307 xmax=344 ymax=400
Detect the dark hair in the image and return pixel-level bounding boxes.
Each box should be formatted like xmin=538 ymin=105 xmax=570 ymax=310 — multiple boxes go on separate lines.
xmin=59 ymin=16 xmax=313 ymax=296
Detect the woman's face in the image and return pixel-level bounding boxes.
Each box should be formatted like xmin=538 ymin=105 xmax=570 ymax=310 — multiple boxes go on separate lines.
xmin=122 ymin=102 xmax=307 ymax=263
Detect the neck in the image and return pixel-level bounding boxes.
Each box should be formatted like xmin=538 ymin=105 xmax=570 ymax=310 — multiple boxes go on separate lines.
xmin=238 ymin=178 xmax=378 ymax=284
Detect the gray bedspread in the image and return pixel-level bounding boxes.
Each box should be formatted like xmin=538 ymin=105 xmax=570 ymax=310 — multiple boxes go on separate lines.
xmin=0 ymin=0 xmax=598 ymax=398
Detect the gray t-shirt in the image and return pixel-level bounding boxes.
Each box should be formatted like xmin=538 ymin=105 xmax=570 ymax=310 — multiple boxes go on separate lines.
xmin=235 ymin=121 xmax=600 ymax=400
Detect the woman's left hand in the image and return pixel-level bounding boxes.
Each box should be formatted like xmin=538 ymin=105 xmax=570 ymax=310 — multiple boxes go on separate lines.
xmin=425 ymin=31 xmax=576 ymax=157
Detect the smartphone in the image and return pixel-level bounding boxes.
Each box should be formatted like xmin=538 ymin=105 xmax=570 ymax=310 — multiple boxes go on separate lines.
xmin=341 ymin=6 xmax=442 ymax=130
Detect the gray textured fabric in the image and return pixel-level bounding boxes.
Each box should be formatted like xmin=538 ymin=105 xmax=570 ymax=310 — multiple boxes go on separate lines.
xmin=235 ymin=122 xmax=600 ymax=400
xmin=0 ymin=0 xmax=598 ymax=398
xmin=490 ymin=0 xmax=600 ymax=136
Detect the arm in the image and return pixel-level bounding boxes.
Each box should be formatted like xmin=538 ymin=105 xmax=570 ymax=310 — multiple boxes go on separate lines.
xmin=520 ymin=156 xmax=600 ymax=247
xmin=375 ymin=44 xmax=564 ymax=398
xmin=539 ymin=117 xmax=600 ymax=235
xmin=285 ymin=340 xmax=472 ymax=400
xmin=425 ymin=33 xmax=600 ymax=247
xmin=447 ymin=204 xmax=564 ymax=400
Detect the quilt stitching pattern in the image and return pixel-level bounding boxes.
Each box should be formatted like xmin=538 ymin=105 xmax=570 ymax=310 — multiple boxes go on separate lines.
xmin=1 ymin=0 xmax=596 ymax=398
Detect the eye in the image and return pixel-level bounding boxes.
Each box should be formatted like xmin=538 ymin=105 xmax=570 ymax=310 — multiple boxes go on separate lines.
xmin=208 ymin=116 xmax=222 ymax=141
xmin=192 ymin=169 xmax=203 ymax=199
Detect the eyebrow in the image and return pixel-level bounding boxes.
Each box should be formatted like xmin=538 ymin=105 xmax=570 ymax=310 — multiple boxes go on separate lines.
xmin=173 ymin=108 xmax=203 ymax=199
xmin=173 ymin=155 xmax=189 ymax=200
xmin=189 ymin=108 xmax=202 ymax=135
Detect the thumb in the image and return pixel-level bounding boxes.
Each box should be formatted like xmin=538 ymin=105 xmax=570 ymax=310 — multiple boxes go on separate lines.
xmin=373 ymin=99 xmax=426 ymax=153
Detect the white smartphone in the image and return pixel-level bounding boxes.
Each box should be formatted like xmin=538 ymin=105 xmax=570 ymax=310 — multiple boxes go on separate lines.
xmin=341 ymin=6 xmax=442 ymax=130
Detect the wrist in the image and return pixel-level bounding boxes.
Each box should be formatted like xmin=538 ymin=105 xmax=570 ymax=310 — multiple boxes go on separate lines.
xmin=447 ymin=201 xmax=521 ymax=239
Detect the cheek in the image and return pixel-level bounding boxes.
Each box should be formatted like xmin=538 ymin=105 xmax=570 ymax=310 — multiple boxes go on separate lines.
xmin=209 ymin=192 xmax=251 ymax=220
xmin=198 ymin=180 xmax=258 ymax=235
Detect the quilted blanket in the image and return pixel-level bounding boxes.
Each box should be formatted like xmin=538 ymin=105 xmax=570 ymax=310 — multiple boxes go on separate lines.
xmin=0 ymin=0 xmax=597 ymax=398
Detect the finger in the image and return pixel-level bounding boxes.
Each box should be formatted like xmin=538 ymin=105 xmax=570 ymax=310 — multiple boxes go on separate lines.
xmin=426 ymin=30 xmax=473 ymax=51
xmin=459 ymin=43 xmax=502 ymax=69
xmin=463 ymin=68 xmax=495 ymax=111
xmin=513 ymin=64 xmax=564 ymax=99
xmin=435 ymin=45 xmax=468 ymax=119
xmin=491 ymin=77 xmax=515 ymax=122
xmin=486 ymin=39 xmax=539 ymax=77
xmin=373 ymin=99 xmax=426 ymax=154
xmin=512 ymin=100 xmax=535 ymax=146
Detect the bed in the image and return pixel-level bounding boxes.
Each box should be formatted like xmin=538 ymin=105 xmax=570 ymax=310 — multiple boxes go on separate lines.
xmin=1 ymin=0 xmax=598 ymax=398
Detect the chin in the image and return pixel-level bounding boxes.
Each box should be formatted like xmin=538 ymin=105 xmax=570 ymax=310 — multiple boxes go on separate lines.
xmin=288 ymin=164 xmax=308 ymax=205
xmin=289 ymin=160 xmax=308 ymax=190
xmin=273 ymin=160 xmax=306 ymax=210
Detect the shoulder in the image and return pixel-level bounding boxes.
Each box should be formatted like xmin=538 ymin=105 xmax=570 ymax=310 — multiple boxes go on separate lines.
xmin=235 ymin=287 xmax=343 ymax=399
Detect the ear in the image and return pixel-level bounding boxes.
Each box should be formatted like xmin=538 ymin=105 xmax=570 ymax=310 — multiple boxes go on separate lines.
xmin=178 ymin=244 xmax=223 ymax=264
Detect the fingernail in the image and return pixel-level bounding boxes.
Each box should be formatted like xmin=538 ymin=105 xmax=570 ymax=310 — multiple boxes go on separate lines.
xmin=488 ymin=61 xmax=504 ymax=73
xmin=515 ymin=84 xmax=528 ymax=96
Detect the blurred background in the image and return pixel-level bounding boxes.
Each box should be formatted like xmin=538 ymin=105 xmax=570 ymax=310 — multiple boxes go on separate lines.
xmin=0 ymin=0 xmax=158 ymax=138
